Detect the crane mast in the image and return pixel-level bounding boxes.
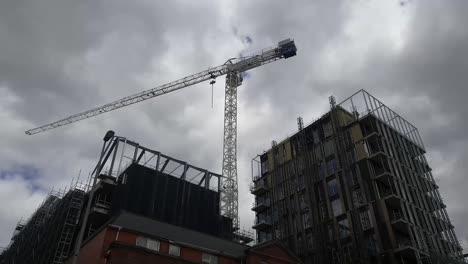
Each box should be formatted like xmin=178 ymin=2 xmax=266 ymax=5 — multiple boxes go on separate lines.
xmin=25 ymin=39 xmax=297 ymax=231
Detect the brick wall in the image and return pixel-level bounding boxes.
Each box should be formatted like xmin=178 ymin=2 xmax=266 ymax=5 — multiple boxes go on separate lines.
xmin=68 ymin=225 xmax=300 ymax=264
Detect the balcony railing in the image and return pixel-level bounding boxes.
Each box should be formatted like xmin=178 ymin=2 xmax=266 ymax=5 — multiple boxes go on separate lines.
xmin=253 ymin=218 xmax=272 ymax=230
xmin=92 ymin=198 xmax=111 ymax=214
xmin=251 ymin=200 xmax=270 ymax=212
xmin=397 ymin=239 xmax=412 ymax=248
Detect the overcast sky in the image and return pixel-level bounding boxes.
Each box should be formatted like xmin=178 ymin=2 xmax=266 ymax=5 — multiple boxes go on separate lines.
xmin=1 ymin=0 xmax=467 ymax=249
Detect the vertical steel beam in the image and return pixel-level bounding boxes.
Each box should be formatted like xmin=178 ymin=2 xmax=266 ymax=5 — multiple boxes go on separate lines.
xmin=108 ymin=140 xmax=119 ymax=176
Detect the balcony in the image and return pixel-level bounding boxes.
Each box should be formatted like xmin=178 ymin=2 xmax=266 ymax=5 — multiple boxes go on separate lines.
xmin=365 ymin=138 xmax=386 ymax=160
xmin=352 ymin=189 xmax=366 ymax=208
xmin=414 ymin=159 xmax=432 ymax=174
xmin=252 ymin=200 xmax=270 ymax=212
xmin=250 ymin=181 xmax=269 ymax=195
xmin=253 ymin=218 xmax=272 ymax=230
xmin=382 ymin=190 xmax=402 ymax=209
xmin=379 ymin=182 xmax=402 ymax=209
xmin=92 ymin=199 xmax=111 ymax=215
xmin=395 ymin=239 xmax=417 ymax=260
xmin=304 ymin=220 xmax=312 ymax=229
xmin=369 ymin=157 xmax=392 ymax=181
xmin=425 ymin=194 xmax=446 ymax=212
xmin=390 ymin=210 xmax=409 ymax=234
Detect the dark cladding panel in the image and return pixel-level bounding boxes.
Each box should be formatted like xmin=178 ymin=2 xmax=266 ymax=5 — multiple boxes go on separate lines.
xmin=112 ymin=163 xmax=232 ymax=239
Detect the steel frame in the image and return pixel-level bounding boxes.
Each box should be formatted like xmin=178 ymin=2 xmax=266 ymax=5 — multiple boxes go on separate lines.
xmin=96 ymin=136 xmax=224 ymax=192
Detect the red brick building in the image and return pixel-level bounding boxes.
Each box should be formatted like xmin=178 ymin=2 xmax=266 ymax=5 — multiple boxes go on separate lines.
xmin=68 ymin=211 xmax=300 ymax=264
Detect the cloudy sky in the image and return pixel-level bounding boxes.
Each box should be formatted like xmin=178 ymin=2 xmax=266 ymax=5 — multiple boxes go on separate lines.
xmin=1 ymin=0 xmax=468 ymax=249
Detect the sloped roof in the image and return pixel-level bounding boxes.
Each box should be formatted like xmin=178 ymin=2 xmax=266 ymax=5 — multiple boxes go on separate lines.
xmin=111 ymin=211 xmax=249 ymax=257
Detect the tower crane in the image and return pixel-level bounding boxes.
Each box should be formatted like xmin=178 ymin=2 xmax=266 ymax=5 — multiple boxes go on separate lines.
xmin=25 ymin=38 xmax=297 ymax=230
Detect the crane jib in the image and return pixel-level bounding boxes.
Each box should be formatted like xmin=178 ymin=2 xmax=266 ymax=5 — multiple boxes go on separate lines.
xmin=24 ymin=38 xmax=297 ymax=135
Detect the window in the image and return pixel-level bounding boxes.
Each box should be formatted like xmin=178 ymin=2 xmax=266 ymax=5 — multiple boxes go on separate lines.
xmin=331 ymin=199 xmax=343 ymax=216
xmin=302 ymin=212 xmax=311 ymax=229
xmin=306 ymin=232 xmax=314 ymax=248
xmin=351 ymin=166 xmax=361 ymax=184
xmin=352 ymin=189 xmax=364 ymax=207
xmin=327 ymin=178 xmax=339 ymax=198
xmin=327 ymin=224 xmax=334 ymax=242
xmin=313 ymin=129 xmax=320 ymax=144
xmin=261 ymin=160 xmax=269 ymax=174
xmin=347 ymin=148 xmax=357 ymax=163
xmin=291 ymin=178 xmax=297 ymax=192
xmin=327 ymin=159 xmax=338 ymax=175
xmin=338 ymin=218 xmax=350 ymax=238
xmin=367 ymin=237 xmax=378 ymax=256
xmin=136 ymin=236 xmax=146 ymax=247
xmin=360 ymin=210 xmax=372 ymax=230
xmin=314 ymin=145 xmax=322 ymax=160
xmin=278 ymin=185 xmax=285 ymax=200
xmin=344 ymin=130 xmax=352 ymax=147
xmin=299 ymin=193 xmax=307 ymax=209
xmin=342 ymin=243 xmax=352 ymax=262
xmin=318 ymin=162 xmax=325 ymax=179
xmin=319 ymin=201 xmax=327 ymax=220
xmin=298 ymin=175 xmax=305 ymax=190
xmin=324 ymin=139 xmax=335 ymax=157
xmin=282 ymin=144 xmax=287 ymax=161
xmin=323 ymin=121 xmax=333 ymax=138
xmin=275 ymin=227 xmax=281 ymax=238
xmin=202 ymin=253 xmax=219 ymax=264
xmin=169 ymin=244 xmax=181 ymax=256
xmin=317 ymin=184 xmax=324 ymax=201
xmin=258 ymin=231 xmax=272 ymax=243
xmin=136 ymin=236 xmax=160 ymax=251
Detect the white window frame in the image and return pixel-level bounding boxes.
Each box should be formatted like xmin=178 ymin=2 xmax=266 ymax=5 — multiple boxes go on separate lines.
xmin=146 ymin=238 xmax=160 ymax=251
xmin=202 ymin=253 xmax=219 ymax=264
xmin=136 ymin=236 xmax=160 ymax=252
xmin=169 ymin=243 xmax=181 ymax=256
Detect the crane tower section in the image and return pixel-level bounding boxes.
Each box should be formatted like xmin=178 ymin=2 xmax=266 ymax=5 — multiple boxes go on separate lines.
xmin=221 ymin=72 xmax=242 ymax=229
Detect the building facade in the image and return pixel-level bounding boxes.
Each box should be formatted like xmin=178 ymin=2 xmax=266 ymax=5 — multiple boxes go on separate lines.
xmin=251 ymin=90 xmax=464 ymax=264
xmin=67 ymin=211 xmax=300 ymax=264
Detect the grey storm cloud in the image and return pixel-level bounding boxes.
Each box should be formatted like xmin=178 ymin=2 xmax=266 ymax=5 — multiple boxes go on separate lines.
xmin=1 ymin=0 xmax=468 ymax=249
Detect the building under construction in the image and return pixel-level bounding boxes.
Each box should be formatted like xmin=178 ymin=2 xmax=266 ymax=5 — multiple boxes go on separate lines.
xmin=251 ymin=90 xmax=464 ymax=264
xmin=0 ymin=136 xmax=253 ymax=264
xmin=0 ymin=180 xmax=88 ymax=263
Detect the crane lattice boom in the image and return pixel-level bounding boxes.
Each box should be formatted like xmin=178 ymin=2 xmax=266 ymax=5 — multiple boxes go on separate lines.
xmin=25 ymin=39 xmax=296 ymax=136
xmin=25 ymin=38 xmax=297 ymax=231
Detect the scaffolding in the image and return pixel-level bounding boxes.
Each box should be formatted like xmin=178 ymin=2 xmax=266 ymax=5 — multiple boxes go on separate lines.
xmin=0 ymin=179 xmax=88 ymax=264
xmin=53 ymin=179 xmax=88 ymax=263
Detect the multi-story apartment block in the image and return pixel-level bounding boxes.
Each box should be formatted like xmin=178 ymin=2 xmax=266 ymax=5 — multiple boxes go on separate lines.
xmin=251 ymin=90 xmax=464 ymax=264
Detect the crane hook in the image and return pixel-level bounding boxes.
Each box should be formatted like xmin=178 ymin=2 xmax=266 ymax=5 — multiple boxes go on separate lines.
xmin=210 ymin=79 xmax=216 ymax=108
